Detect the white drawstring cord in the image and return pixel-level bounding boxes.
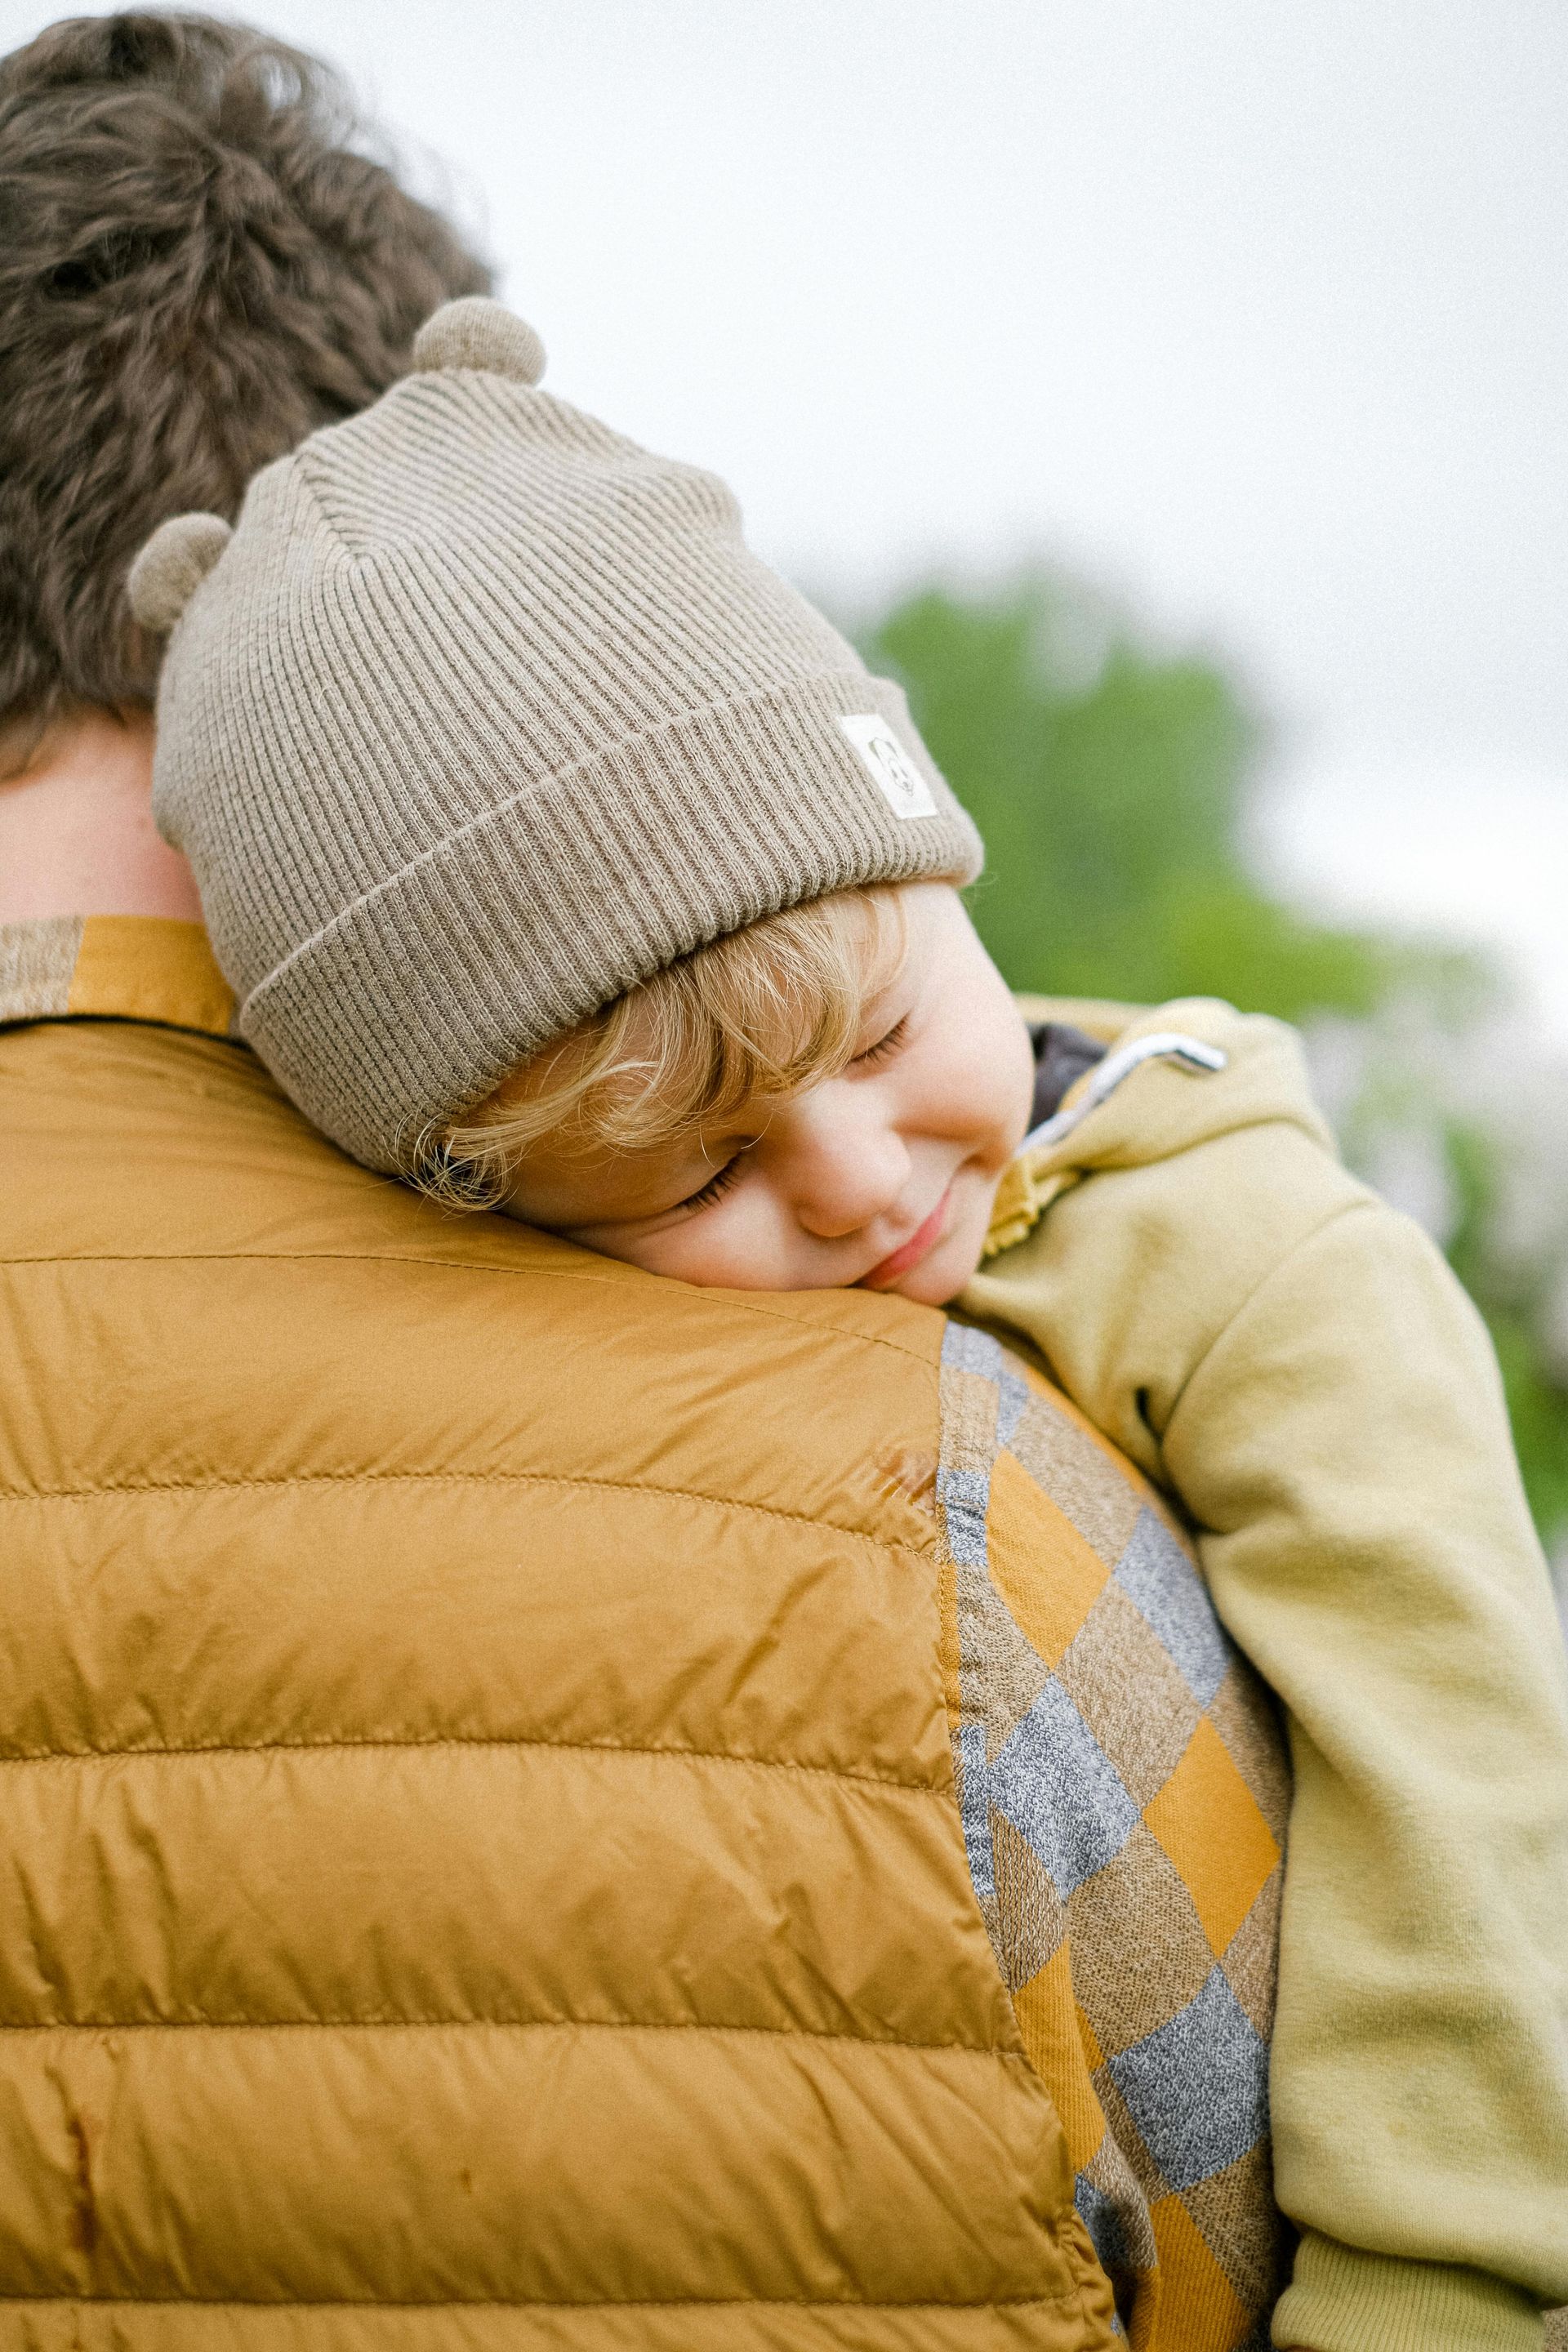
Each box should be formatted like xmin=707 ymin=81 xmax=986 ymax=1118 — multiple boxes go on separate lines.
xmin=1021 ymin=1031 xmax=1228 ymax=1155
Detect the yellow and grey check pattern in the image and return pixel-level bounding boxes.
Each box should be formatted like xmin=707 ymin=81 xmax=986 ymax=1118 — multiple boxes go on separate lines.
xmin=936 ymin=1321 xmax=1290 ymax=2347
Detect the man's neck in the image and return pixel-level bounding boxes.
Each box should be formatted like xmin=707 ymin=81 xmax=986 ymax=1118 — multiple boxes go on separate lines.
xmin=0 ymin=707 xmax=203 ymax=924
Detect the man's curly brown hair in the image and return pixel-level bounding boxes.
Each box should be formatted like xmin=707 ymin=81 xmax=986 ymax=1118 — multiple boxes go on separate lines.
xmin=0 ymin=11 xmax=491 ymax=745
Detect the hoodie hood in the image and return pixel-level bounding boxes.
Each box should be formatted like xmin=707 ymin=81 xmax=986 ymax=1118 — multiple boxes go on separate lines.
xmin=985 ymin=996 xmax=1339 ymax=1260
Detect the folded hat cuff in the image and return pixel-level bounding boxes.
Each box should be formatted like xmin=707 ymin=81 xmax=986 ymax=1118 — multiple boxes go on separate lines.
xmin=238 ymin=668 xmax=983 ymax=1174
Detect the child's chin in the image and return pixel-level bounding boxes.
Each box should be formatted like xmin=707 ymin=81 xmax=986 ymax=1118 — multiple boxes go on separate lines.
xmin=894 ymin=1240 xmax=982 ymax=1309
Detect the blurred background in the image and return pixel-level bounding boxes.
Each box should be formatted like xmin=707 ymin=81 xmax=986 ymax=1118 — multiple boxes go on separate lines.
xmin=5 ymin=0 xmax=1564 ymax=1581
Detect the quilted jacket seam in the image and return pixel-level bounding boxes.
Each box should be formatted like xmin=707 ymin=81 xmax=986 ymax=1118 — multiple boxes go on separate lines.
xmin=0 ymin=2017 xmax=1041 ymax=2056
xmin=0 ymin=1731 xmax=945 ymax=1794
xmin=0 ymin=1468 xmax=939 ymax=1559
xmin=0 ymin=2291 xmax=1090 ymax=2310
xmin=0 ymin=1247 xmax=939 ymax=1365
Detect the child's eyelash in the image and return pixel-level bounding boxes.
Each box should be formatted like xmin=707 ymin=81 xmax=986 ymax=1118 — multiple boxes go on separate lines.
xmin=855 ymin=1014 xmax=910 ymax=1067
xmin=676 ymin=1017 xmax=906 ymax=1217
xmin=680 ymin=1154 xmax=746 ymax=1214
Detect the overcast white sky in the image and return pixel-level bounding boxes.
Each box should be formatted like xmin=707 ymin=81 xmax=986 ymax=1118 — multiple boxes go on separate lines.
xmin=7 ymin=0 xmax=1566 ymax=1031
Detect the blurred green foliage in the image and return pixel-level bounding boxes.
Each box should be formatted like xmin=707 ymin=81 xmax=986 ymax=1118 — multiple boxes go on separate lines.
xmin=863 ymin=579 xmax=1462 ymax=1022
xmin=1445 ymin=1125 xmax=1568 ymax=1554
xmin=860 ymin=577 xmax=1567 ymax=1563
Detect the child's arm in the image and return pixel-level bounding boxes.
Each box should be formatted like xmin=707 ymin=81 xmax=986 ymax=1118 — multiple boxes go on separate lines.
xmin=963 ymin=998 xmax=1568 ymax=2352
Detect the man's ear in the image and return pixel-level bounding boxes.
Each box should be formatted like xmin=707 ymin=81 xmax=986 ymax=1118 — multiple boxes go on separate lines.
xmin=126 ymin=512 xmax=234 ymax=637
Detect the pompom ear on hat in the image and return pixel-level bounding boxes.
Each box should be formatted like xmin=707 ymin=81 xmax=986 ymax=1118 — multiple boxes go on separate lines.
xmin=127 ymin=511 xmax=234 ymax=637
xmin=412 ymin=296 xmax=546 ymax=385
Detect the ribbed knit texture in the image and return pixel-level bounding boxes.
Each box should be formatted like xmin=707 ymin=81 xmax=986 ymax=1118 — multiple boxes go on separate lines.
xmin=1273 ymin=2238 xmax=1546 ymax=2351
xmin=141 ymin=299 xmax=982 ymax=1174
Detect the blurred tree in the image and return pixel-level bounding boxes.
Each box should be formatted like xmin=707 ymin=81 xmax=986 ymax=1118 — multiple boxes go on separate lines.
xmin=1446 ymin=1125 xmax=1568 ymax=1557
xmin=862 ymin=579 xmax=1472 ymax=1022
xmin=858 ymin=576 xmax=1566 ymax=1570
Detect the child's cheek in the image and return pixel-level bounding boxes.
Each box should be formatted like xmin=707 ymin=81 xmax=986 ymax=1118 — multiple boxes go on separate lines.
xmin=645 ymin=1197 xmax=786 ymax=1292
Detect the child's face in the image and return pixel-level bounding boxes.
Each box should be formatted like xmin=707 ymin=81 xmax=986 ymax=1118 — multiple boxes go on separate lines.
xmin=501 ymin=884 xmax=1036 ymax=1305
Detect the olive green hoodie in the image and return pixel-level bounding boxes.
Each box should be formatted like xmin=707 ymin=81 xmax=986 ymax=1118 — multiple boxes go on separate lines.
xmin=963 ymin=996 xmax=1568 ymax=2352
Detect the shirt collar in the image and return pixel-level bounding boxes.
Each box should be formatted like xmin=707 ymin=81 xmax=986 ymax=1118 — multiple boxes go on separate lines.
xmin=0 ymin=915 xmax=236 ymax=1038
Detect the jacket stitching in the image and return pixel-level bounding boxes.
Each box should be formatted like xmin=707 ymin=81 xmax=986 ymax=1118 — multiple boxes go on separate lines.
xmin=0 ymin=2018 xmax=1037 ymax=2056
xmin=0 ymin=1246 xmax=939 ymax=1366
xmin=0 ymin=1730 xmax=945 ymax=1797
xmin=0 ymin=2292 xmax=1088 ymax=2310
xmin=0 ymin=1467 xmax=941 ymax=1561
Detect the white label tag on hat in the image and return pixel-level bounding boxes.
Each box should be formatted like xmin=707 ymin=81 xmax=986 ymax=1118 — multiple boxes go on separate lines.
xmin=839 ymin=714 xmax=938 ymax=819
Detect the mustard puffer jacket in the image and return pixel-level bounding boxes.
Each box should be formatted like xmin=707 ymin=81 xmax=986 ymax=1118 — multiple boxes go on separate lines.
xmin=0 ymin=974 xmax=1128 ymax=2346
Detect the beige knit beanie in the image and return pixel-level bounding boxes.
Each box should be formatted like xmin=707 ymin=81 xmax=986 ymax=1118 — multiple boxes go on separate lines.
xmin=128 ymin=298 xmax=982 ymax=1177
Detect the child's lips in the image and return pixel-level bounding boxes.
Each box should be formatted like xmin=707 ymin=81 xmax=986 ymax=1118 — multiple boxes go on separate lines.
xmin=858 ymin=1187 xmax=953 ymax=1290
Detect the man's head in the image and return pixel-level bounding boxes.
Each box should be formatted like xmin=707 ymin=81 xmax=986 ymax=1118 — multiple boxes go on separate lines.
xmin=0 ymin=9 xmax=490 ymax=760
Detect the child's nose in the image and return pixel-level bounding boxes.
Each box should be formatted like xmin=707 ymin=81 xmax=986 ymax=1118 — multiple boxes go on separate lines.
xmin=790 ymin=1108 xmax=912 ymax=1241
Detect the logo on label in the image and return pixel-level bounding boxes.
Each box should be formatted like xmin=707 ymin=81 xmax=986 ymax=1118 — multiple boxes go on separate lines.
xmin=838 ymin=714 xmax=938 ymax=820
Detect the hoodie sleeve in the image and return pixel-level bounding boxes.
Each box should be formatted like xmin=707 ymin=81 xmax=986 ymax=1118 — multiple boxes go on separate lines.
xmin=961 ymin=1001 xmax=1568 ymax=2352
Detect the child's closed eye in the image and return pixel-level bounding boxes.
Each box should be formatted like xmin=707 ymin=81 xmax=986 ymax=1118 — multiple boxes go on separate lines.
xmin=853 ymin=1013 xmax=910 ymax=1069
xmin=678 ymin=1152 xmax=747 ymax=1214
